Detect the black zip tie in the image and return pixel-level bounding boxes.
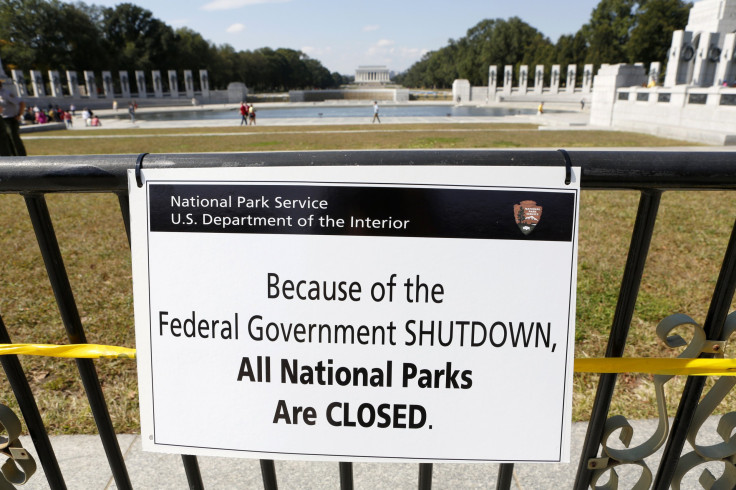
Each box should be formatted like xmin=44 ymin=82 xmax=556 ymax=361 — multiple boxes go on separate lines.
xmin=557 ymin=149 xmax=572 ymax=185
xmin=135 ymin=153 xmax=149 ymax=188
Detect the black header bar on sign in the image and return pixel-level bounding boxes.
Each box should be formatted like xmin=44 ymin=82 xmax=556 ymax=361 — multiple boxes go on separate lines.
xmin=148 ymin=183 xmax=576 ymax=241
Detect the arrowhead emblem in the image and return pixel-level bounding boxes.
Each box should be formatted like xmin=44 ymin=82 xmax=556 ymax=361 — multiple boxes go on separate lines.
xmin=514 ymin=200 xmax=543 ymax=235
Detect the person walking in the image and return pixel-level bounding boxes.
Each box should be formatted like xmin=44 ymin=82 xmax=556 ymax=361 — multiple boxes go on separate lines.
xmin=372 ymin=101 xmax=380 ymax=123
xmin=0 ymin=79 xmax=27 ymax=156
xmin=128 ymin=102 xmax=136 ymax=123
xmin=239 ymin=102 xmax=248 ymax=126
xmin=248 ymin=104 xmax=256 ymax=125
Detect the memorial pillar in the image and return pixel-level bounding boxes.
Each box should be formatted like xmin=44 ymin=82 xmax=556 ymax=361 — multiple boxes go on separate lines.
xmin=102 ymin=71 xmax=114 ymax=98
xmin=11 ymin=70 xmax=27 ymax=97
xmin=152 ymin=70 xmax=163 ymax=98
xmin=518 ymin=65 xmax=528 ymax=94
xmin=550 ymin=65 xmax=560 ymax=94
xmin=66 ymin=71 xmax=79 ymax=96
xmin=168 ymin=70 xmax=179 ymax=98
xmin=534 ymin=65 xmax=544 ymax=94
xmin=648 ymin=62 xmax=661 ymax=86
xmin=566 ymin=64 xmax=577 ymax=93
xmin=30 ymin=70 xmax=46 ymax=97
xmin=199 ymin=70 xmax=210 ymax=98
xmin=692 ymin=32 xmax=719 ymax=86
xmin=84 ymin=70 xmax=97 ymax=98
xmin=503 ymin=65 xmax=513 ymax=95
xmin=715 ymin=32 xmax=736 ymax=85
xmin=120 ymin=71 xmax=131 ymax=99
xmin=135 ymin=70 xmax=147 ymax=98
xmin=184 ymin=70 xmax=195 ymax=98
xmin=582 ymin=64 xmax=594 ymax=93
xmin=665 ymin=30 xmax=694 ymax=87
xmin=48 ymin=70 xmax=63 ymax=97
xmin=488 ymin=65 xmax=498 ymax=99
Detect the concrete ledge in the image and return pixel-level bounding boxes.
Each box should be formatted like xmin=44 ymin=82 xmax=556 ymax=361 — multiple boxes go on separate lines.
xmin=19 ymin=123 xmax=66 ymax=133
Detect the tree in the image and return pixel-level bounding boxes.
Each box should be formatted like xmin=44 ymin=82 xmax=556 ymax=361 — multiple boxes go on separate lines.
xmin=0 ymin=0 xmax=106 ymax=71
xmin=582 ymin=0 xmax=638 ymax=66
xmin=627 ymin=0 xmax=691 ymax=65
xmin=100 ymin=3 xmax=179 ymax=73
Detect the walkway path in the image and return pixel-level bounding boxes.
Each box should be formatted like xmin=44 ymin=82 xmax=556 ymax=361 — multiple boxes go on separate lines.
xmin=16 ymin=416 xmax=725 ymax=489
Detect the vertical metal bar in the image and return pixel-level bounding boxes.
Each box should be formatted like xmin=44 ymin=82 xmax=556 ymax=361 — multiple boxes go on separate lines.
xmin=181 ymin=455 xmax=204 ymax=490
xmin=0 ymin=315 xmax=67 ymax=489
xmin=653 ymin=216 xmax=736 ymax=489
xmin=339 ymin=462 xmax=354 ymax=490
xmin=117 ymin=193 xmax=131 ymax=246
xmin=497 ymin=463 xmax=514 ymax=489
xmin=418 ymin=463 xmax=432 ymax=490
xmin=24 ymin=194 xmax=132 ymax=490
xmin=573 ymin=189 xmax=662 ymax=490
xmin=118 ymin=191 xmax=207 ymax=490
xmin=260 ymin=459 xmax=278 ymax=490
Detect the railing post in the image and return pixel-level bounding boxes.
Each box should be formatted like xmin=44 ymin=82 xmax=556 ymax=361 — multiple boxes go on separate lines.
xmin=339 ymin=462 xmax=354 ymax=490
xmin=497 ymin=463 xmax=514 ymax=489
xmin=0 ymin=315 xmax=66 ymax=489
xmin=24 ymin=194 xmax=132 ymax=490
xmin=418 ymin=463 xmax=432 ymax=490
xmin=573 ymin=189 xmax=662 ymax=489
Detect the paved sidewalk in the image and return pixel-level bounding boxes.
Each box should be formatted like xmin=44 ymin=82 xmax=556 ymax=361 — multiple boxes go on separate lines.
xmin=15 ymin=417 xmax=724 ymax=489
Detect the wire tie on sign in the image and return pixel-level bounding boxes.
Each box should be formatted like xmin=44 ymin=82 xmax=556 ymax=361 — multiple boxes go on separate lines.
xmin=135 ymin=152 xmax=149 ymax=188
xmin=557 ymin=148 xmax=573 ymax=185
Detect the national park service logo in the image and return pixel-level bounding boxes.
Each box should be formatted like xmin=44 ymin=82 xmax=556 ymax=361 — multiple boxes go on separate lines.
xmin=514 ymin=200 xmax=543 ymax=235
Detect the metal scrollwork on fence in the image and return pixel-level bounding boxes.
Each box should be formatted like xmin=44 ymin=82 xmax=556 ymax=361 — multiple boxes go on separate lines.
xmin=671 ymin=311 xmax=736 ymax=490
xmin=591 ymin=313 xmax=716 ymax=488
xmin=0 ymin=404 xmax=36 ymax=488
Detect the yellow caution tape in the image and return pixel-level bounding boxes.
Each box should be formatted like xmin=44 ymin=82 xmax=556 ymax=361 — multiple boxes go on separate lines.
xmin=0 ymin=344 xmax=135 ymax=359
xmin=574 ymin=357 xmax=736 ymax=377
xmin=2 ymin=344 xmax=736 ymax=376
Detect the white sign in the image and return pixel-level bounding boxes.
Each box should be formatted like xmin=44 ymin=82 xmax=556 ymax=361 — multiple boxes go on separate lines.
xmin=129 ymin=165 xmax=580 ymax=463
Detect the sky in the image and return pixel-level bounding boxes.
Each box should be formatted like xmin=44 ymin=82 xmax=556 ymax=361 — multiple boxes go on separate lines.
xmin=67 ymin=0 xmax=604 ymax=75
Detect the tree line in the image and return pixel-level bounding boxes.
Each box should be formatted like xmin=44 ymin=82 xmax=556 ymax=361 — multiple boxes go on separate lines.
xmin=395 ymin=0 xmax=692 ymax=88
xmin=0 ymin=0 xmax=348 ymax=92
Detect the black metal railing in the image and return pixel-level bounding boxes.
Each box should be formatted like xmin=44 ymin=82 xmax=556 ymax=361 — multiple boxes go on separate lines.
xmin=0 ymin=149 xmax=735 ymax=489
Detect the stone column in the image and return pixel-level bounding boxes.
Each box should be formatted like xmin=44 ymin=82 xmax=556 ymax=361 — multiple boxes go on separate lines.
xmin=648 ymin=62 xmax=661 ymax=86
xmin=48 ymin=70 xmax=62 ymax=97
xmin=550 ymin=65 xmax=560 ymax=94
xmin=665 ymin=30 xmax=694 ymax=87
xmin=715 ymin=32 xmax=736 ymax=85
xmin=503 ymin=65 xmax=513 ymax=95
xmin=102 ymin=71 xmax=114 ymax=98
xmin=135 ymin=71 xmax=147 ymax=98
xmin=582 ymin=64 xmax=594 ymax=93
xmin=199 ymin=70 xmax=210 ymax=97
xmin=518 ymin=65 xmax=528 ymax=94
xmin=66 ymin=71 xmax=79 ymax=96
xmin=534 ymin=65 xmax=544 ymax=94
xmin=84 ymin=70 xmax=97 ymax=98
xmin=11 ymin=70 xmax=27 ymax=96
xmin=452 ymin=79 xmax=471 ymax=103
xmin=119 ymin=71 xmax=131 ymax=99
xmin=152 ymin=70 xmax=163 ymax=98
xmin=566 ymin=64 xmax=577 ymax=93
xmin=488 ymin=65 xmax=498 ymax=98
xmin=30 ymin=70 xmax=46 ymax=97
xmin=184 ymin=70 xmax=195 ymax=98
xmin=692 ymin=32 xmax=720 ymax=86
xmin=168 ymin=70 xmax=179 ymax=98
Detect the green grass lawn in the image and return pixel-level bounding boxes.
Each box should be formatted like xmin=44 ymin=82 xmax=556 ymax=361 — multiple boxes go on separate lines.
xmin=2 ymin=123 xmax=734 ymax=433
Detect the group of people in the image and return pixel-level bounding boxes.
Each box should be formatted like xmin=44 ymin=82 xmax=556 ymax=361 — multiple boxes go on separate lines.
xmin=239 ymin=102 xmax=256 ymax=125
